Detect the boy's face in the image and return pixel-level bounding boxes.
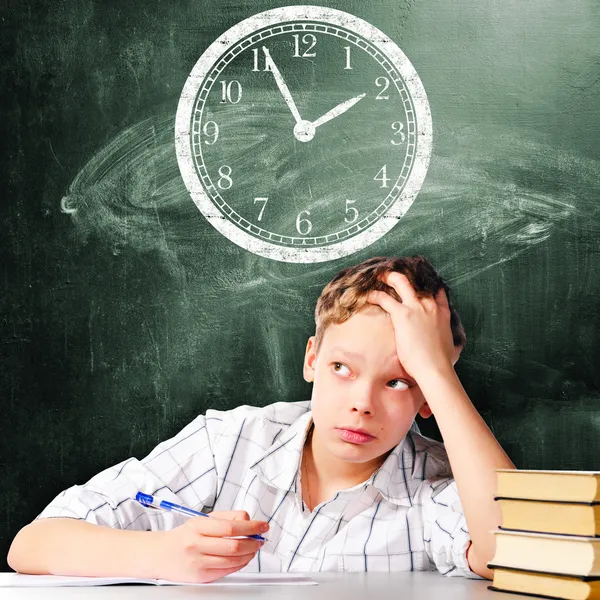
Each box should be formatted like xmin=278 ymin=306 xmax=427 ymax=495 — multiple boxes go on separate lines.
xmin=303 ymin=305 xmax=433 ymax=470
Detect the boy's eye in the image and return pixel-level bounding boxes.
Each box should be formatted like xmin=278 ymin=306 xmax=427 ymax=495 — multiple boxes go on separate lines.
xmin=332 ymin=362 xmax=351 ymax=376
xmin=388 ymin=379 xmax=410 ymax=391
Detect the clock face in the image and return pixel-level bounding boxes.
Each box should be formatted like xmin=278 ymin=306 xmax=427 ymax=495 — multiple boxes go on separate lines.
xmin=175 ymin=6 xmax=432 ymax=263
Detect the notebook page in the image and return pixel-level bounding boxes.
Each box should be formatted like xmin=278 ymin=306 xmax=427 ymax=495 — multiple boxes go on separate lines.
xmin=0 ymin=572 xmax=317 ymax=587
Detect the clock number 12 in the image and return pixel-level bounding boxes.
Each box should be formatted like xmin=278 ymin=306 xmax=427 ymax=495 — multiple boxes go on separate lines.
xmin=292 ymin=34 xmax=317 ymax=58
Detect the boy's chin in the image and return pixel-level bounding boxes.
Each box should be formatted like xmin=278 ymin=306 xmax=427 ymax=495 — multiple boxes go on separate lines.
xmin=327 ymin=438 xmax=394 ymax=465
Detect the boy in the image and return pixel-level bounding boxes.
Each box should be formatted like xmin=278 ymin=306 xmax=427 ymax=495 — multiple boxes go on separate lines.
xmin=8 ymin=256 xmax=515 ymax=582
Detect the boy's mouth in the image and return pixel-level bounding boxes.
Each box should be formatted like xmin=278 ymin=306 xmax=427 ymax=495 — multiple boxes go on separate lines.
xmin=336 ymin=427 xmax=376 ymax=444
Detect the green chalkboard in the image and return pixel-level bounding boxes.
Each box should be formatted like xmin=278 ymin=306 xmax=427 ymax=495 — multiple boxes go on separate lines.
xmin=2 ymin=0 xmax=600 ymax=571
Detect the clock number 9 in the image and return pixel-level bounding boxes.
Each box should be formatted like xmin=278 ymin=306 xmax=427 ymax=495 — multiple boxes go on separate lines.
xmin=220 ymin=80 xmax=242 ymax=104
xmin=296 ymin=210 xmax=312 ymax=235
xmin=217 ymin=165 xmax=233 ymax=190
xmin=391 ymin=122 xmax=406 ymax=145
xmin=203 ymin=121 xmax=219 ymax=145
xmin=292 ymin=34 xmax=317 ymax=58
xmin=375 ymin=77 xmax=390 ymax=100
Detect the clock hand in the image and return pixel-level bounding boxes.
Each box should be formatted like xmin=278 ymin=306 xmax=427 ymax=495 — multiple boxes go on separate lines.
xmin=311 ymin=93 xmax=366 ymax=129
xmin=262 ymin=46 xmax=303 ymax=125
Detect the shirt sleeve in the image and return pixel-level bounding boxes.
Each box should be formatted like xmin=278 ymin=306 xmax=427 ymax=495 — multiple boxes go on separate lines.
xmin=419 ymin=477 xmax=486 ymax=580
xmin=35 ymin=412 xmax=223 ymax=531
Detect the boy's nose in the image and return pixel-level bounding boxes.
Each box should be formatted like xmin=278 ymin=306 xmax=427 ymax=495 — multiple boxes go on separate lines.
xmin=350 ymin=385 xmax=377 ymax=415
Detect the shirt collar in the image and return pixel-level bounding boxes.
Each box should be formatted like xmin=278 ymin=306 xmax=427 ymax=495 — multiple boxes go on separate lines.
xmin=249 ymin=411 xmax=312 ymax=494
xmin=368 ymin=420 xmax=424 ymax=507
xmin=249 ymin=412 xmax=432 ymax=507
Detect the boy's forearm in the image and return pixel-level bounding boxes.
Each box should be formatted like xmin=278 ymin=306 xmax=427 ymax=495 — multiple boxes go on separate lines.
xmin=8 ymin=518 xmax=163 ymax=578
xmin=418 ymin=366 xmax=516 ymax=578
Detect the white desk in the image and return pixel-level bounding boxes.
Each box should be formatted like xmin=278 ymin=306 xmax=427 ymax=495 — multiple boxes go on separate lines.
xmin=1 ymin=572 xmax=514 ymax=600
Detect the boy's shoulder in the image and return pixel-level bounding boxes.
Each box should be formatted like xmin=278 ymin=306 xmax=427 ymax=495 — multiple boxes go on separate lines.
xmin=203 ymin=401 xmax=311 ymax=475
xmin=204 ymin=400 xmax=311 ymax=443
xmin=206 ymin=400 xmax=310 ymax=425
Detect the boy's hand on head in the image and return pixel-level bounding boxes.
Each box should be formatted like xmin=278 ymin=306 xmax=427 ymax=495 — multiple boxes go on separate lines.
xmin=151 ymin=510 xmax=268 ymax=583
xmin=367 ymin=272 xmax=458 ymax=382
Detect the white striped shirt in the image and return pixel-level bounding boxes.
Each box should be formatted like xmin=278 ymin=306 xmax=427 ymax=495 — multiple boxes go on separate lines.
xmin=37 ymin=401 xmax=484 ymax=579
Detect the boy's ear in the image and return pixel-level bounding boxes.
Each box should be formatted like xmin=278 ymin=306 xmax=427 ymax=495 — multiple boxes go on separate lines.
xmin=418 ymin=401 xmax=433 ymax=419
xmin=303 ymin=336 xmax=317 ymax=383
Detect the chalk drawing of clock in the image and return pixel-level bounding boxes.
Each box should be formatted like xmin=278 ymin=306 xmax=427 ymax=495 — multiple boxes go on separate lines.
xmin=175 ymin=5 xmax=432 ymax=263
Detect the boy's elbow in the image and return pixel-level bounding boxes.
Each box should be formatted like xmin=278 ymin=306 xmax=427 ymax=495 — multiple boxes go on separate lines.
xmin=467 ymin=542 xmax=494 ymax=580
xmin=7 ymin=520 xmax=53 ymax=575
xmin=7 ymin=524 xmax=31 ymax=573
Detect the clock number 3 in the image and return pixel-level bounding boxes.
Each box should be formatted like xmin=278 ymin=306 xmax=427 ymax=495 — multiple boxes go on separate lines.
xmin=391 ymin=121 xmax=406 ymax=145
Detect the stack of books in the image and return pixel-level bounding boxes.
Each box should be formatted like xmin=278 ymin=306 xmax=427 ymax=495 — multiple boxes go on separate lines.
xmin=488 ymin=469 xmax=600 ymax=600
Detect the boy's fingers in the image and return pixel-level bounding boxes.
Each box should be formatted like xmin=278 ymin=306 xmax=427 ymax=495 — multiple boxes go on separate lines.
xmin=189 ymin=516 xmax=268 ymax=539
xmin=366 ymin=290 xmax=401 ymax=314
xmin=210 ymin=510 xmax=251 ymax=521
xmin=199 ymin=564 xmax=250 ymax=583
xmin=420 ymin=295 xmax=438 ymax=312
xmin=435 ymin=287 xmax=450 ymax=310
xmin=200 ymin=552 xmax=257 ymax=570
xmin=197 ymin=535 xmax=264 ymax=557
xmin=382 ymin=272 xmax=420 ymax=305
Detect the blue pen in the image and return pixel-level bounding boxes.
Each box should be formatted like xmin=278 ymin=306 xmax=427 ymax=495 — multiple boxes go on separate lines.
xmin=135 ymin=492 xmax=266 ymax=541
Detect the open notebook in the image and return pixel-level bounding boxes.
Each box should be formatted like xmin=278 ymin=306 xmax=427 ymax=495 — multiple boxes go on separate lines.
xmin=0 ymin=572 xmax=317 ymax=587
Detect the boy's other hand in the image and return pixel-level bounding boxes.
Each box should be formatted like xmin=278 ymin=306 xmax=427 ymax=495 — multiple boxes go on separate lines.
xmin=367 ymin=272 xmax=458 ymax=382
xmin=151 ymin=510 xmax=268 ymax=583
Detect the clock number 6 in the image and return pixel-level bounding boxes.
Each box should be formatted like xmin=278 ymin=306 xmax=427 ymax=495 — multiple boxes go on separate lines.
xmin=296 ymin=210 xmax=312 ymax=235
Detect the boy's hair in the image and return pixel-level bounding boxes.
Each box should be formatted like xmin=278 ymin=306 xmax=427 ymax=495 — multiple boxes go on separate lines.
xmin=314 ymin=256 xmax=466 ymax=354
